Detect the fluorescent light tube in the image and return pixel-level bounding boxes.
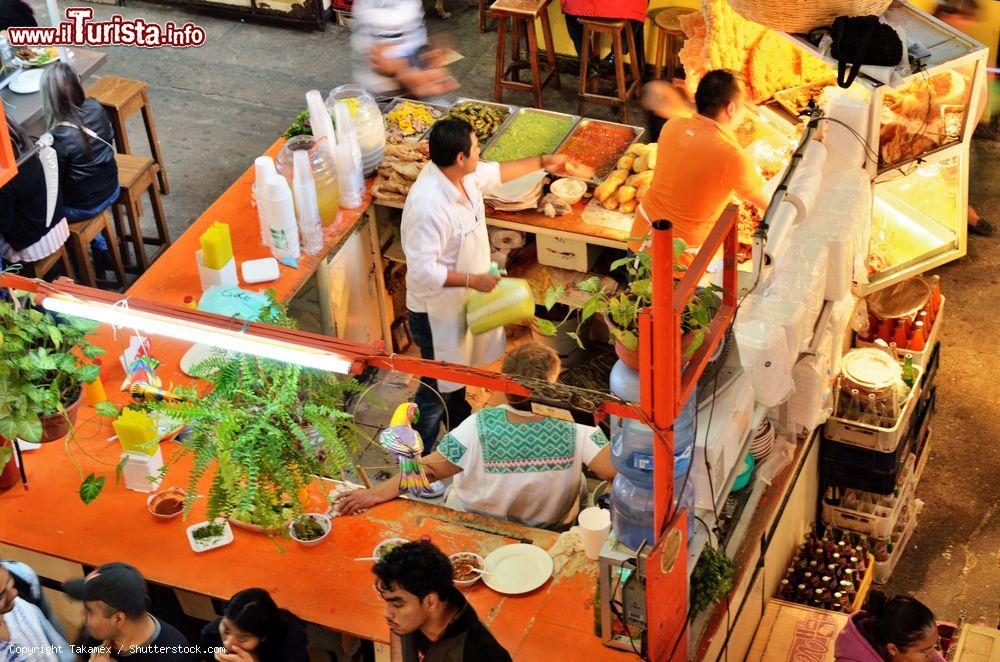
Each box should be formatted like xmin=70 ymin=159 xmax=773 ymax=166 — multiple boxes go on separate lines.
xmin=42 ymin=294 xmax=352 ymax=375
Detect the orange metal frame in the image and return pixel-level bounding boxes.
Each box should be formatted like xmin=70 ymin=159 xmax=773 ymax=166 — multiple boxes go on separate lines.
xmin=0 ymin=207 xmax=739 ymax=658
xmin=0 ymin=105 xmax=17 ymax=189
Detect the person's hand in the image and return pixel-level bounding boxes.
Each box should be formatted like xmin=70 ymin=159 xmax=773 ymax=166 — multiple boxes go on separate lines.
xmin=335 ymin=488 xmax=387 ymax=516
xmin=469 ymin=272 xmax=501 ymax=292
xmin=215 ymin=646 xmax=257 ymax=662
xmin=89 ymin=642 xmax=114 ymax=662
xmin=642 ymin=80 xmax=695 ymax=120
xmin=399 ymin=67 xmax=458 ymax=98
xmin=543 ymin=154 xmax=594 ymax=179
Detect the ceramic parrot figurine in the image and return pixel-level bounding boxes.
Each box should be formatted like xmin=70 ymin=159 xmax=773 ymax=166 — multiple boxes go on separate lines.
xmin=379 ymin=403 xmax=430 ymax=496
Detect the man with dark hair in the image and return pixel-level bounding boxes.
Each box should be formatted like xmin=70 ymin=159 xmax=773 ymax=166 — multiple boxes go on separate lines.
xmin=63 ymin=563 xmax=194 ymax=661
xmin=401 ymin=118 xmax=585 ymax=473
xmin=629 ymin=69 xmax=777 ymax=262
xmin=373 ymin=541 xmax=510 ymax=661
xmin=1 ymin=564 xmax=73 ymax=662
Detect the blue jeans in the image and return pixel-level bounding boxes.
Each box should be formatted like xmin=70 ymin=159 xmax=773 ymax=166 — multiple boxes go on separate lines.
xmin=407 ymin=311 xmax=472 ymax=456
xmin=64 ymin=188 xmax=119 ymax=252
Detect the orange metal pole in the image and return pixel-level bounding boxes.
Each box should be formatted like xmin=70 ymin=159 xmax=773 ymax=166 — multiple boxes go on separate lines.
xmin=649 ymin=219 xmax=676 ymax=539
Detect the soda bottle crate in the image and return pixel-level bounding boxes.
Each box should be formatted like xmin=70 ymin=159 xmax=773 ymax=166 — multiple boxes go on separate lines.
xmin=855 ymin=296 xmax=945 ymax=368
xmin=873 ymin=503 xmax=920 ymax=584
xmin=825 ymin=365 xmax=923 ymax=452
xmin=822 ymin=454 xmax=916 ymax=538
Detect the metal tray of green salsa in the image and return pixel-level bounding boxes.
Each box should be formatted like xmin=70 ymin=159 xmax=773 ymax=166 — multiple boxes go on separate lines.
xmin=481 ymin=108 xmax=579 ymax=162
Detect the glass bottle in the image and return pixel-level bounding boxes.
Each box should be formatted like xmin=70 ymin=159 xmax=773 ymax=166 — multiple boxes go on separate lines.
xmin=909 ymin=321 xmax=927 ymax=352
xmin=845 ymin=389 xmax=862 ymax=421
xmin=901 ymin=354 xmax=916 ymax=388
xmin=276 ymin=135 xmax=341 ymax=226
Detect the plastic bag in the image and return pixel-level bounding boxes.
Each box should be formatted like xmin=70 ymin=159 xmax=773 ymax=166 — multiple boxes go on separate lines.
xmin=734 ymin=305 xmax=794 ymax=407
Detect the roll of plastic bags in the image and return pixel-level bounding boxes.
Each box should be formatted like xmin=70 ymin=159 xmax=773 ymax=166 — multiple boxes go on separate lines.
xmin=823 ymin=87 xmax=872 ymax=171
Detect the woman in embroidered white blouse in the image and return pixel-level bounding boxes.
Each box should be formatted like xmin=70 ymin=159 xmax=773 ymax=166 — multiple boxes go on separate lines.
xmin=336 ymin=343 xmax=617 ymax=529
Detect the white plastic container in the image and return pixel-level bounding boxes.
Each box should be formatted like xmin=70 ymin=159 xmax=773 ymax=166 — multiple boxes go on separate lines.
xmin=196 ymin=250 xmax=238 ymax=291
xmin=824 ymin=365 xmax=923 ymax=452
xmin=873 ymin=506 xmax=920 ymax=584
xmin=121 ymin=447 xmax=164 ymax=493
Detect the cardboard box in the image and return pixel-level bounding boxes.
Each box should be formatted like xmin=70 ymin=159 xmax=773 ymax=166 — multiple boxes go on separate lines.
xmin=536 ymin=234 xmax=601 ymax=273
xmin=748 ymin=599 xmax=850 ymax=662
xmin=952 ymin=623 xmax=1000 ymax=661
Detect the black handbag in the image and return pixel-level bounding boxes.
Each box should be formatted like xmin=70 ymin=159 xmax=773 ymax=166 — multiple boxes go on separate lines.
xmin=809 ymin=16 xmax=904 ymax=88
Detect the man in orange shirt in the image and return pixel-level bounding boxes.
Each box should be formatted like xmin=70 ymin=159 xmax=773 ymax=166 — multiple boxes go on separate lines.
xmin=630 ymin=70 xmax=771 ymax=259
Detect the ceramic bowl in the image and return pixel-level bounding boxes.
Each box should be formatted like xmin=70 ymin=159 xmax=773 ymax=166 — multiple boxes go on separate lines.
xmin=146 ymin=487 xmax=186 ymax=520
xmin=373 ymin=537 xmax=409 ymax=560
xmin=450 ymin=552 xmax=485 ymax=588
xmin=289 ymin=513 xmax=332 ymax=547
xmin=549 ymin=177 xmax=587 ymax=205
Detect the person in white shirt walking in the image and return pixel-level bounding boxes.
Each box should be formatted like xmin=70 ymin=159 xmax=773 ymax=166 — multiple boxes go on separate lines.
xmin=399 ymin=119 xmax=583 ymax=477
xmin=336 ymin=342 xmax=617 ymax=529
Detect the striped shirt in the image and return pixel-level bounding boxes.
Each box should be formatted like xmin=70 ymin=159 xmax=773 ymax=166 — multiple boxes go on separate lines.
xmin=0 ymin=598 xmax=64 ymax=662
xmin=0 ymin=218 xmax=69 ymax=264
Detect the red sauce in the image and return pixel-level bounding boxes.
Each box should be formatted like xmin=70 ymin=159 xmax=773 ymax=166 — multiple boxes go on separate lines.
xmin=153 ymin=497 xmax=183 ymax=516
xmin=557 ymin=123 xmax=637 ymax=180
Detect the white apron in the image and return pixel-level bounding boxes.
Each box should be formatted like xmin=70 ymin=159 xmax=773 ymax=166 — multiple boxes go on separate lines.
xmin=423 ymin=197 xmax=505 ymax=393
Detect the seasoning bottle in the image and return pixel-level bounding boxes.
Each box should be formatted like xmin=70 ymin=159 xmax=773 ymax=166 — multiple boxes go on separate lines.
xmin=909 ymin=321 xmax=926 ymax=352
xmin=183 ymin=295 xmax=198 ymax=309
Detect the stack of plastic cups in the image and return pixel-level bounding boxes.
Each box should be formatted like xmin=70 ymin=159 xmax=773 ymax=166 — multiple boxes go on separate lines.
xmin=254 ymin=157 xmax=278 ymax=247
xmin=334 ymin=101 xmax=365 ymax=209
xmin=292 ymin=150 xmax=324 ymax=255
xmin=306 ymin=90 xmax=337 ymax=166
xmin=259 ymin=170 xmax=301 ymax=262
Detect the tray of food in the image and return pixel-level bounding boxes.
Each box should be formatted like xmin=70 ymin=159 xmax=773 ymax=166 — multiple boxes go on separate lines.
xmin=444 ymin=99 xmax=515 ymax=146
xmin=555 ymin=119 xmax=644 ymax=184
xmin=482 ymin=108 xmax=578 ymax=163
xmin=773 ymin=79 xmax=836 ymax=120
xmin=584 ymin=142 xmax=657 ymax=215
xmin=383 ymin=98 xmax=449 ymax=144
xmin=12 ymin=46 xmax=59 ymax=68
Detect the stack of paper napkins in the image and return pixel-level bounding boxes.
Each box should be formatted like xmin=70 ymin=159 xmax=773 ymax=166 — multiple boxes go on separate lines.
xmin=484 ymin=170 xmax=546 ymax=212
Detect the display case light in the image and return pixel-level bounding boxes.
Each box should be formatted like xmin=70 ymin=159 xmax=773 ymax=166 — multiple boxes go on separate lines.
xmin=41 ymin=293 xmax=353 ymax=375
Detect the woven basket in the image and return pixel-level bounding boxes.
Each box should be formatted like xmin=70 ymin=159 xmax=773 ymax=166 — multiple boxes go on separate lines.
xmin=726 ymin=0 xmax=893 ymax=34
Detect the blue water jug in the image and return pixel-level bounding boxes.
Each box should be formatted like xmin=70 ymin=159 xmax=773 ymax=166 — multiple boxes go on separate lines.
xmin=610 ymin=460 xmax=697 ymax=550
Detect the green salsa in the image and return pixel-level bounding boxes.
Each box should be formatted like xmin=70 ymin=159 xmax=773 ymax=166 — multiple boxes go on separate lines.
xmin=484 ymin=112 xmax=574 ymax=162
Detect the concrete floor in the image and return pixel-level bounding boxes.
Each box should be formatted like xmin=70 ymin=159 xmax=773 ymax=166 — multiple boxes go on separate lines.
xmin=22 ymin=0 xmax=999 ymax=627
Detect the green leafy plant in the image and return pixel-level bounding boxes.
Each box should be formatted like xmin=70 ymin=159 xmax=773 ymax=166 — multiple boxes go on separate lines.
xmin=0 ymin=292 xmax=105 ymax=442
xmin=283 ymin=109 xmax=336 ymax=140
xmin=147 ymin=299 xmax=364 ymax=534
xmin=690 ymin=544 xmax=736 ymax=617
xmin=534 ymin=239 xmax=722 ymax=358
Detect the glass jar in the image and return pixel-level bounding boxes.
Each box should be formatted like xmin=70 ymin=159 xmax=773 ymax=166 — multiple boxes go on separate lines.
xmin=326 ymin=83 xmax=386 ymax=175
xmin=276 ymin=135 xmax=341 ymax=226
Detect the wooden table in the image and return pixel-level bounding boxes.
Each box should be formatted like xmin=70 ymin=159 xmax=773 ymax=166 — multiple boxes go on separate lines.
xmin=0 ymin=134 xmax=632 ymax=660
xmin=2 ymin=49 xmax=106 ymax=133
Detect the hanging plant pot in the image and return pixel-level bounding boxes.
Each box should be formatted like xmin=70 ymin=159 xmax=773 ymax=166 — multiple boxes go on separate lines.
xmin=530 ymin=306 xmax=590 ymax=361
xmin=0 ymin=437 xmax=21 ymax=493
xmin=38 ymin=389 xmax=85 ymax=443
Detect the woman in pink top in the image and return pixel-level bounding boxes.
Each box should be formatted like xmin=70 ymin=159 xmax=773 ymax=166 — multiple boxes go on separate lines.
xmin=835 ymin=591 xmax=946 ymax=662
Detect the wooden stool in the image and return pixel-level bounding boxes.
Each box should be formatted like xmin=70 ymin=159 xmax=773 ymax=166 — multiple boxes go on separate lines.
xmin=650 ymin=7 xmax=697 ymax=82
xmin=491 ymin=0 xmax=560 ymax=109
xmin=88 ymin=76 xmax=170 ymax=195
xmin=478 ymin=0 xmax=496 ymax=32
xmin=19 ymin=246 xmax=73 ymax=281
xmin=68 ymin=211 xmax=127 ymax=290
xmin=112 ymin=153 xmax=172 ymax=274
xmin=577 ymin=18 xmax=642 ymax=123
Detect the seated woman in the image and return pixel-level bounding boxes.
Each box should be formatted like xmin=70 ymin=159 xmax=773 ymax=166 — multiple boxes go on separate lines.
xmin=0 ymin=115 xmax=69 ymax=273
xmin=41 ymin=62 xmax=119 ymax=224
xmin=835 ymin=590 xmax=945 ymax=662
xmin=198 ymin=588 xmax=308 ymax=662
xmin=337 ymin=342 xmax=617 ymax=529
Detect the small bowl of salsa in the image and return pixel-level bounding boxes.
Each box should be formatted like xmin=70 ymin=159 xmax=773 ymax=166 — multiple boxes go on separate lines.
xmin=147 ymin=488 xmax=186 ymax=520
xmin=450 ymin=552 xmax=485 ymax=588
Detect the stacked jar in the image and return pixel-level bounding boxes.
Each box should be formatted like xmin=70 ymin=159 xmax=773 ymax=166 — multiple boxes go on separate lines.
xmin=326 ymin=84 xmax=386 ymax=176
xmin=276 ymin=136 xmax=341 ymax=227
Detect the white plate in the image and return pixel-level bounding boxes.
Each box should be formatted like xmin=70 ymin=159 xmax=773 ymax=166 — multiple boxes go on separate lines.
xmin=9 ymin=69 xmax=42 ymax=94
xmin=186 ymin=519 xmax=234 ymax=553
xmin=482 ymin=544 xmax=553 ymax=595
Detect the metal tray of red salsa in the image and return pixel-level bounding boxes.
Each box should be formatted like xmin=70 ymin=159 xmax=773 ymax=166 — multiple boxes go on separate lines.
xmin=555 ymin=119 xmax=644 ymax=184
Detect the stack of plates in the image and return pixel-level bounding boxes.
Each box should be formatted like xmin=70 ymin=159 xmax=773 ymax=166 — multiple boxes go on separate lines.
xmin=484 ymin=169 xmax=546 ymax=212
xmin=750 ymin=417 xmax=775 ymax=461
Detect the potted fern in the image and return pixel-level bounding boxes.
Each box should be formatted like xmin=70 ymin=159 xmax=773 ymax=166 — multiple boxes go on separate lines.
xmin=0 ymin=292 xmax=105 ymax=444
xmin=534 ymin=240 xmax=722 ymax=369
xmin=145 ymin=300 xmax=363 ymax=535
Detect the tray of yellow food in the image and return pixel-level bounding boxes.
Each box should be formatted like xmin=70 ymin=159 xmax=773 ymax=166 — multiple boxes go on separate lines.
xmin=383 ymin=98 xmax=449 ymax=144
xmin=773 ymin=79 xmax=836 ymax=121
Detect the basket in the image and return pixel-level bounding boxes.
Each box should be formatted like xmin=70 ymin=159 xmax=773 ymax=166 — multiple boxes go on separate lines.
xmin=725 ymin=0 xmax=893 ymax=35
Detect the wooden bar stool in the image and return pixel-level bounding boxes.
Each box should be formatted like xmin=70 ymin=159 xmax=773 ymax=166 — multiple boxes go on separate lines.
xmin=112 ymin=153 xmax=172 ymax=274
xmin=650 ymin=7 xmax=697 ymax=82
xmin=67 ymin=210 xmax=128 ymax=290
xmin=577 ymin=18 xmax=642 ymax=123
xmin=491 ymin=0 xmax=560 ymax=109
xmin=19 ymin=246 xmax=73 ymax=281
xmin=88 ymin=76 xmax=170 ymax=195
xmin=478 ymin=0 xmax=496 ymax=32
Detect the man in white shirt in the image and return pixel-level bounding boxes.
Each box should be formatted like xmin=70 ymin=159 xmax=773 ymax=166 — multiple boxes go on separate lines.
xmin=401 ymin=119 xmax=580 ymax=462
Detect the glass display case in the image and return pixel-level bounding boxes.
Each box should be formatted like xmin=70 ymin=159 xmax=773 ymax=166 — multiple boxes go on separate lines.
xmin=868 ymin=148 xmax=966 ymax=288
